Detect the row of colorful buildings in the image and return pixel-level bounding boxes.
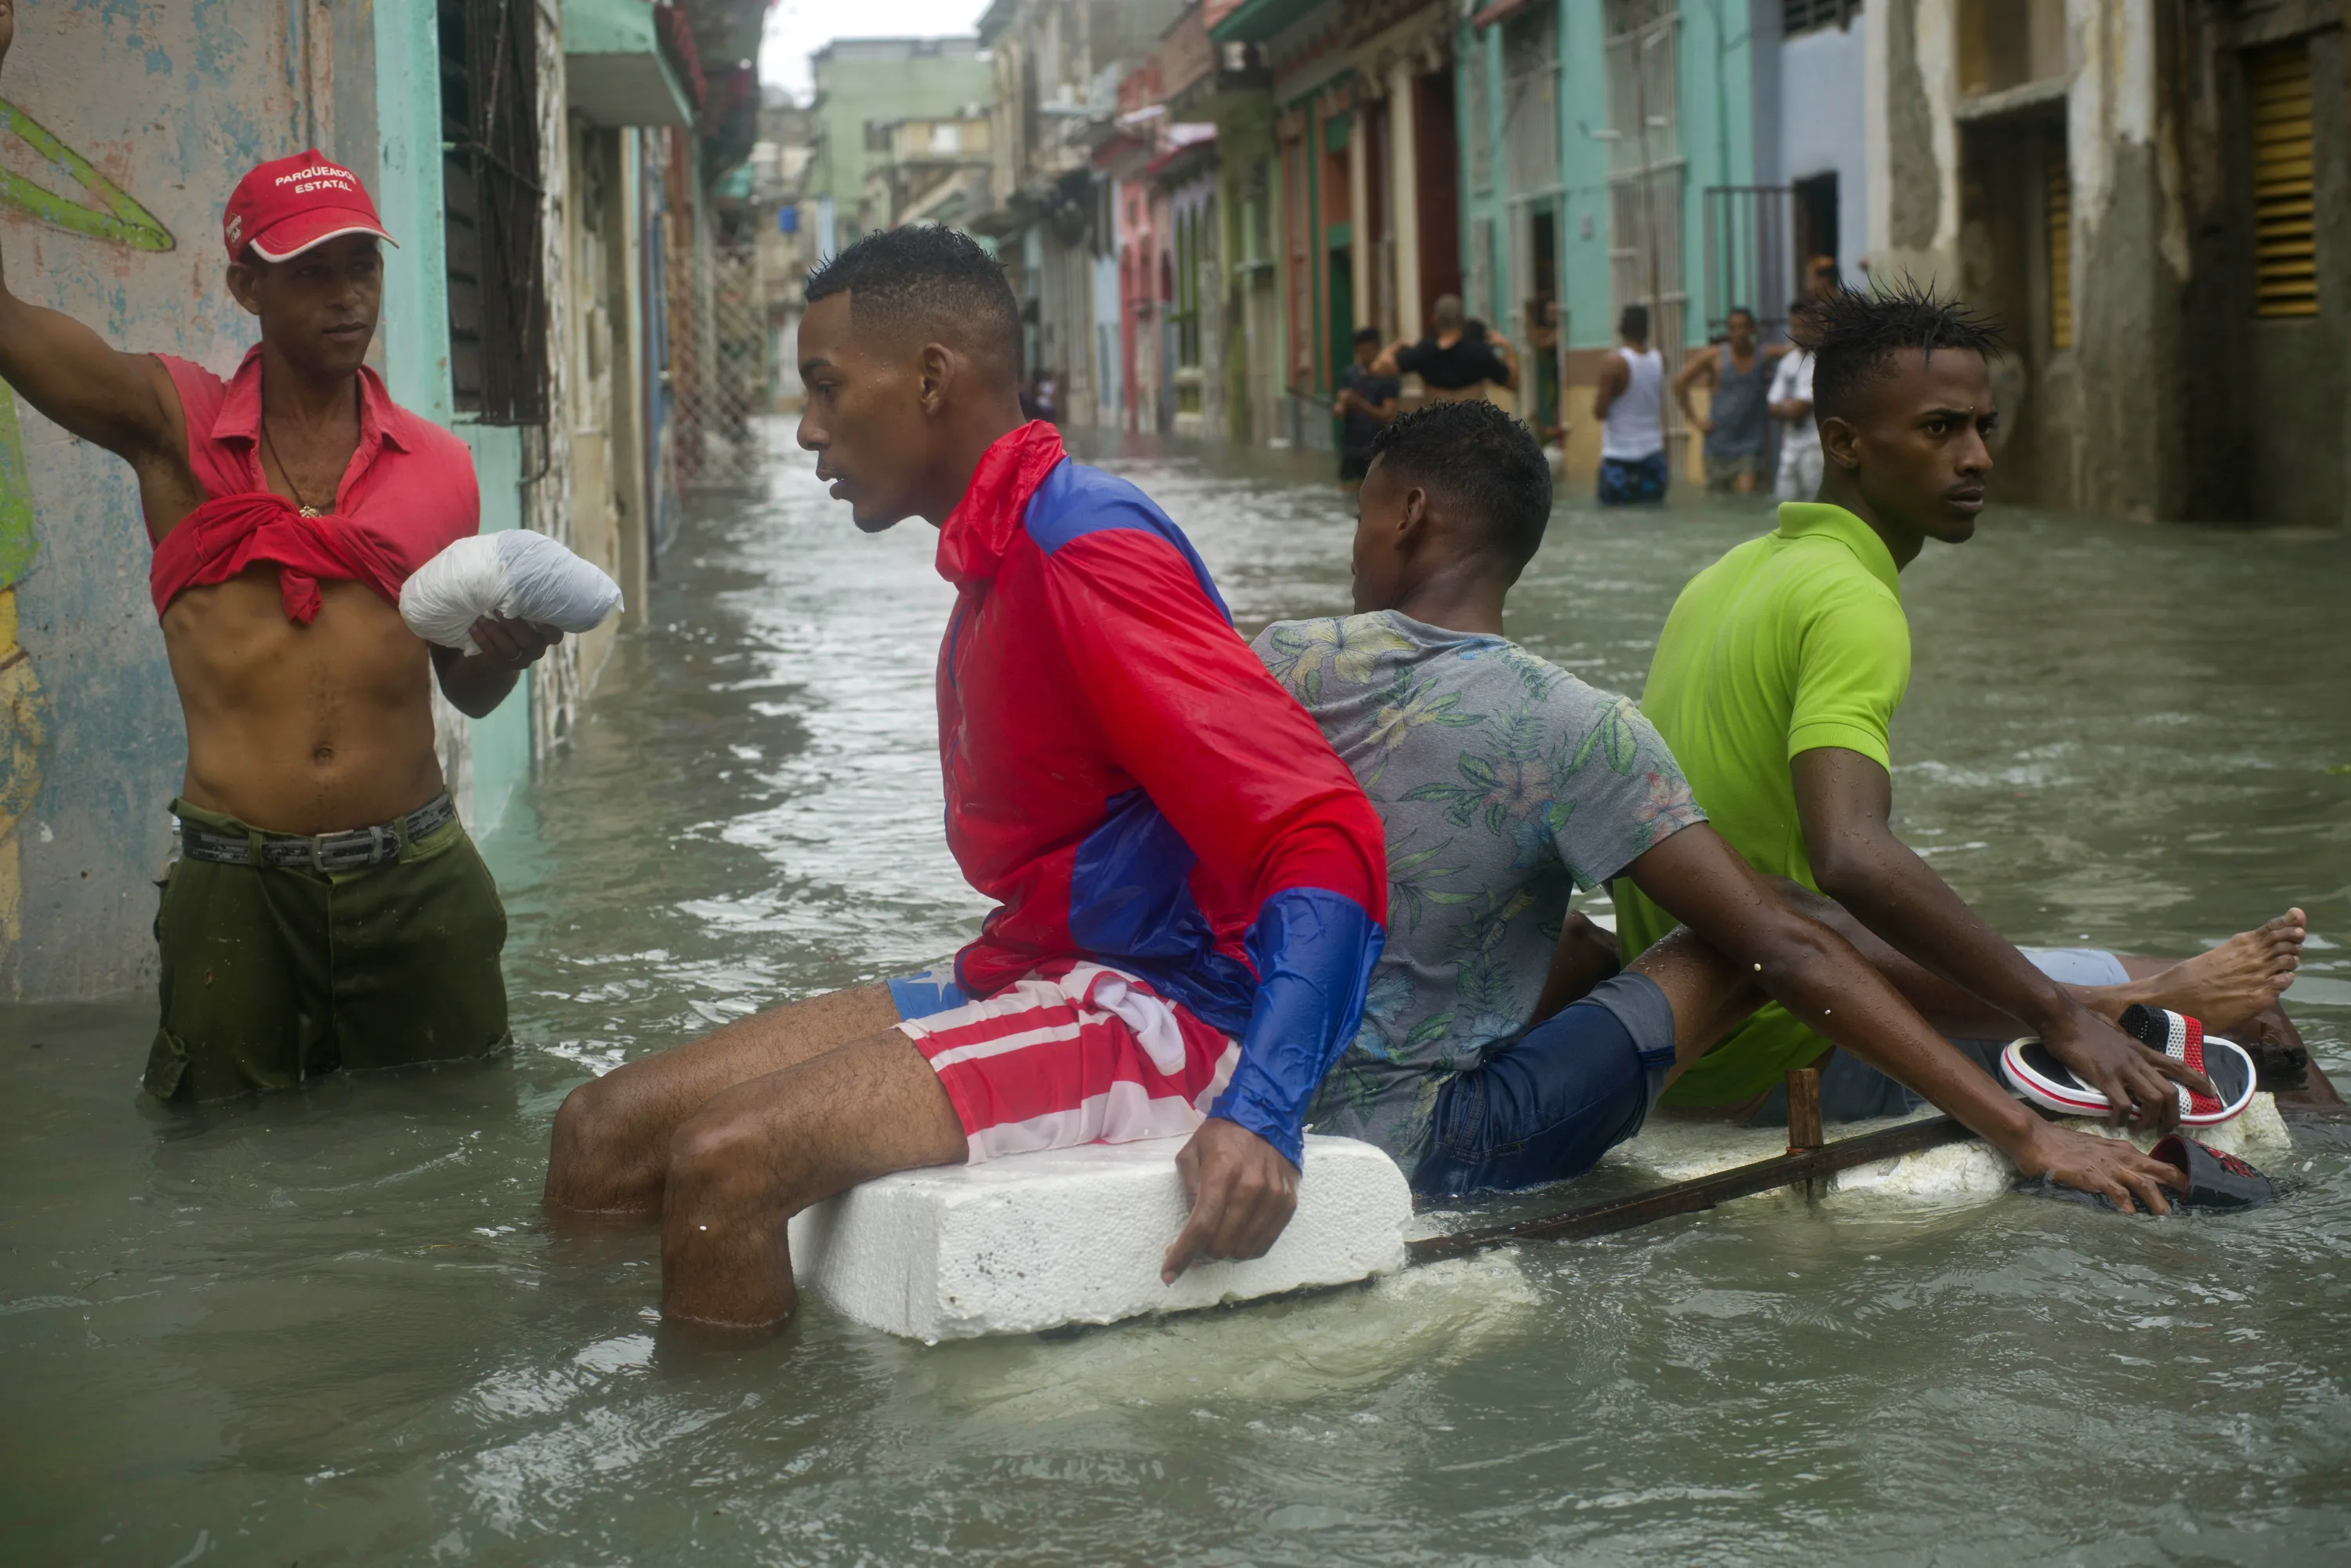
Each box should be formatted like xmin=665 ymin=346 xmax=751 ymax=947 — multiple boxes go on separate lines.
xmin=2 ymin=0 xmax=780 ymax=1001
xmin=763 ymin=0 xmax=2351 ymax=531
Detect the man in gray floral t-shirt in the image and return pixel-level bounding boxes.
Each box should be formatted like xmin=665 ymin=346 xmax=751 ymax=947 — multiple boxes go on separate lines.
xmin=1254 ymin=400 xmax=2184 ymax=1210
xmin=1253 ymin=610 xmax=1701 ymax=1168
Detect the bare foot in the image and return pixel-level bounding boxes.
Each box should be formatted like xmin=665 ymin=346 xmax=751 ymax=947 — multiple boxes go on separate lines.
xmin=2117 ymin=909 xmax=2305 ymax=1034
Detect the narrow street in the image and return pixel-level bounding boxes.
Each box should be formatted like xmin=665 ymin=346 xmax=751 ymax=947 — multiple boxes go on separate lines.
xmin=5 ymin=436 xmax=2349 ymax=1561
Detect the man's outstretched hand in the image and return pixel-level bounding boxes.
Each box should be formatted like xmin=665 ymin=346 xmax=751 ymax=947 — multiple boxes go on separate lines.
xmin=2044 ymin=1009 xmax=2213 ymax=1131
xmin=2012 ymin=1121 xmax=2183 ymax=1216
xmin=1161 ymin=1117 xmax=1299 ymax=1284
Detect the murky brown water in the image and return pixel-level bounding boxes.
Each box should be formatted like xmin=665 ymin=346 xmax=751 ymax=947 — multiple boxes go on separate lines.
xmin=5 ymin=431 xmax=2349 ymax=1564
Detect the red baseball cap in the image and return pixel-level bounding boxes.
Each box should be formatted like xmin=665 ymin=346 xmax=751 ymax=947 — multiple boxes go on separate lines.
xmin=222 ymin=150 xmax=397 ymax=263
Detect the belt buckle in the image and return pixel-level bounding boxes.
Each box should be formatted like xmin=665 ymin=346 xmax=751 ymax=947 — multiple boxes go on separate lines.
xmin=309 ymin=832 xmax=331 ymax=873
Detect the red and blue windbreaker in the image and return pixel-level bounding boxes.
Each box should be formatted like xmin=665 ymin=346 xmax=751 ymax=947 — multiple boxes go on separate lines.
xmin=934 ymin=421 xmax=1387 ymax=1166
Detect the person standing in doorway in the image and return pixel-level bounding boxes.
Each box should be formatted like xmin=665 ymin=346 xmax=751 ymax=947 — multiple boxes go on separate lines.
xmin=1333 ymin=327 xmax=1400 ymax=491
xmin=0 ymin=62 xmax=558 ymax=1101
xmin=1770 ymin=302 xmax=1822 ymax=502
xmin=1675 ymin=306 xmax=1773 ymax=494
xmin=1592 ymin=305 xmax=1668 ymax=505
xmin=1372 ymin=294 xmax=1516 ymax=406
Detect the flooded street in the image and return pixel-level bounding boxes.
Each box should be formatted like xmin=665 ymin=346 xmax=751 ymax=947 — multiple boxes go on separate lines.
xmin=6 ymin=433 xmax=2351 ymax=1564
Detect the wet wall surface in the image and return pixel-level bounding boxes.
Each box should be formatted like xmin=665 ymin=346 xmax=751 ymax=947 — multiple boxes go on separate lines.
xmin=3 ymin=434 xmax=2349 ymax=1563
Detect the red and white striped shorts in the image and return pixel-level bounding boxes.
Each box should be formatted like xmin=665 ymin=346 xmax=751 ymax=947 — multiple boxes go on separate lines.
xmin=892 ymin=959 xmax=1239 ymax=1164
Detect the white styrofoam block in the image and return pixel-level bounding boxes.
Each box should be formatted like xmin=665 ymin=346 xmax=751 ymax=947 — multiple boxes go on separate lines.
xmin=1610 ymin=1093 xmax=2294 ymax=1205
xmin=785 ymin=1134 xmax=1414 ymax=1342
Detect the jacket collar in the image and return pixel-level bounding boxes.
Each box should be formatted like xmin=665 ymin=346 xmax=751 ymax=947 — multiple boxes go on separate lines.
xmin=935 ymin=420 xmax=1067 ymax=585
xmin=212 ymin=342 xmax=411 ymax=456
xmin=1773 ymin=502 xmax=1903 ymax=596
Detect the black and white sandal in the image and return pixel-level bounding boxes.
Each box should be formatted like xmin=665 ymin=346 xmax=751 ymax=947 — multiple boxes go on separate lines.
xmin=1999 ymin=1004 xmax=2257 ymax=1126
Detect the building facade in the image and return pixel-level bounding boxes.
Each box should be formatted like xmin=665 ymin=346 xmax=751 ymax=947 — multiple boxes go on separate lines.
xmin=1863 ymin=0 xmax=2351 ymax=528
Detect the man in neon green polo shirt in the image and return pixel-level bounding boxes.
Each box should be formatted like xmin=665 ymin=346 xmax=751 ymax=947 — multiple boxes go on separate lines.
xmin=1617 ymin=285 xmax=2305 ymax=1127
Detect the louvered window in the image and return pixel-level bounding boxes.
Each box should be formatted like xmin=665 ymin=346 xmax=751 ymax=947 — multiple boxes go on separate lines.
xmin=440 ymin=0 xmax=549 ymax=423
xmin=2249 ymin=43 xmax=2317 ymax=319
xmin=2045 ymin=143 xmax=2071 ymax=349
xmin=1782 ymin=0 xmax=1860 ymax=37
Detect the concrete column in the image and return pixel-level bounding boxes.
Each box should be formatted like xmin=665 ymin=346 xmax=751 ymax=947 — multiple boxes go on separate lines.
xmin=2310 ymin=27 xmax=2351 ymax=531
xmin=1389 ymin=57 xmax=1423 ymax=341
xmin=1349 ymin=104 xmax=1371 ymax=340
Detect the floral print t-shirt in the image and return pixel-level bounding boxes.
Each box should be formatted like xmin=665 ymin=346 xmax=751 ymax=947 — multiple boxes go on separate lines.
xmin=1252 ymin=610 xmax=1706 ymax=1173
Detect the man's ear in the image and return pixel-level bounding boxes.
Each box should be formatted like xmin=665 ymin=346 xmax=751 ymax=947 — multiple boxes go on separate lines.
xmin=226 ymin=259 xmax=263 ymax=317
xmin=1819 ymin=413 xmax=1863 ymax=473
xmin=1397 ymin=483 xmax=1429 ymax=538
xmin=917 ymin=342 xmax=956 ymax=414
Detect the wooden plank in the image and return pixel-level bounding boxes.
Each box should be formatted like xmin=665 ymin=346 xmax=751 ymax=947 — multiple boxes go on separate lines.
xmin=1405 ymin=1114 xmax=1976 ymax=1266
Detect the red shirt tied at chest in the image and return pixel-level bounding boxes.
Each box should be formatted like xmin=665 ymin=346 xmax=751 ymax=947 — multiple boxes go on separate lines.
xmin=147 ymin=345 xmax=480 ymax=621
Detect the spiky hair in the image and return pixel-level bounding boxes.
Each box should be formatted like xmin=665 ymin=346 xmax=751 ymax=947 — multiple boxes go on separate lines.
xmin=1797 ymin=280 xmax=2006 ymax=423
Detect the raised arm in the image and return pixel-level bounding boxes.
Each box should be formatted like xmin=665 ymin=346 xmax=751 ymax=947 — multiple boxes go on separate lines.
xmin=1673 ymin=347 xmax=1718 ymax=433
xmin=1791 ymin=747 xmax=2210 ymax=1128
xmin=1371 ymin=338 xmax=1411 ymax=378
xmin=1626 ymin=823 xmax=2184 ymax=1213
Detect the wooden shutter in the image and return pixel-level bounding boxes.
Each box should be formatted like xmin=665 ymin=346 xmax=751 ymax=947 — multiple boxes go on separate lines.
xmin=2045 ymin=143 xmax=2072 ymax=350
xmin=2250 ymin=44 xmax=2317 ymax=319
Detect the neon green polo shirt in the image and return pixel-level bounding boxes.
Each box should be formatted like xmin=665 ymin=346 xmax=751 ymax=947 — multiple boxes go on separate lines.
xmin=1614 ymin=502 xmax=1911 ymax=1106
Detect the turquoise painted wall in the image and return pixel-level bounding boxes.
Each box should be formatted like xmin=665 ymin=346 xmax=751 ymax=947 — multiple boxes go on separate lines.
xmin=1468 ymin=2 xmax=1759 ymax=357
xmin=372 ymin=4 xmax=530 ymax=835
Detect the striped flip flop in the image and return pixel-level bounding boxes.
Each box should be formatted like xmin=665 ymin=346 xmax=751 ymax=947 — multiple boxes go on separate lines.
xmin=2000 ymin=1004 xmax=2257 ymax=1126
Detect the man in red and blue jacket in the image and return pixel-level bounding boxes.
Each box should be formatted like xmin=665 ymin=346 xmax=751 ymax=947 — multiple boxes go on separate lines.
xmin=545 ymin=226 xmax=1387 ymax=1331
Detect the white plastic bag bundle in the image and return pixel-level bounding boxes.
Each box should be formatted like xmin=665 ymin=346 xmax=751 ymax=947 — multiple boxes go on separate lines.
xmin=400 ymin=529 xmax=625 ymax=653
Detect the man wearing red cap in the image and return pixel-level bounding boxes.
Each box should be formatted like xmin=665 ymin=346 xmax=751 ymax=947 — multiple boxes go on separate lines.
xmin=0 ymin=8 xmax=552 ymax=1099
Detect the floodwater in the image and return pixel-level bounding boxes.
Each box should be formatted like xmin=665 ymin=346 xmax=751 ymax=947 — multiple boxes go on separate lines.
xmin=6 ymin=431 xmax=2351 ymax=1565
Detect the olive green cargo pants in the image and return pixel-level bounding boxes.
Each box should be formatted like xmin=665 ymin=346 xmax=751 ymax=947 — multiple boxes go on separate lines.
xmin=143 ymin=798 xmax=512 ymax=1102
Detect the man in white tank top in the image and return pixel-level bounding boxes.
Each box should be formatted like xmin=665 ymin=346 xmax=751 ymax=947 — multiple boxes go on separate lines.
xmin=1592 ymin=306 xmax=1668 ymax=504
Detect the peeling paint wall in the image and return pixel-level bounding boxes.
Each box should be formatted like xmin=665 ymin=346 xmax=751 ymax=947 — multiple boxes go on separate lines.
xmin=0 ymin=1 xmax=366 ymax=1001
xmin=1867 ymin=0 xmax=2349 ymax=527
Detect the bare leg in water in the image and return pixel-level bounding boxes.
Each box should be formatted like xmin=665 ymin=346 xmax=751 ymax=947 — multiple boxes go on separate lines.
xmin=543 ymin=983 xmax=972 ymax=1330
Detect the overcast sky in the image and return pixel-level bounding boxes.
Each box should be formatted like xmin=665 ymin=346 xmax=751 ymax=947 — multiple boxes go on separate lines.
xmin=759 ymin=0 xmax=988 ymax=98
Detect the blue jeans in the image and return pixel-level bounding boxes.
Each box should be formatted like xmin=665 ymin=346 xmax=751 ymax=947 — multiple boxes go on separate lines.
xmin=1597 ymin=451 xmax=1669 ymax=505
xmin=1412 ymin=972 xmax=1678 ymax=1199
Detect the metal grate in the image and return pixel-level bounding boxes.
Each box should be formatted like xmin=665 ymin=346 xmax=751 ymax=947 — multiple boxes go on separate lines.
xmin=2249 ymin=44 xmax=2317 ymax=319
xmin=667 ymin=242 xmax=770 ymax=492
xmin=1701 ymin=186 xmax=1794 ymax=344
xmin=439 ymin=0 xmax=548 ymax=425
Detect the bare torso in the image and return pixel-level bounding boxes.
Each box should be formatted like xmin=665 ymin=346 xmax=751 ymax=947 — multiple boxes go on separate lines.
xmin=139 ymin=365 xmax=447 ymax=838
xmin=161 ymin=571 xmax=445 ymax=835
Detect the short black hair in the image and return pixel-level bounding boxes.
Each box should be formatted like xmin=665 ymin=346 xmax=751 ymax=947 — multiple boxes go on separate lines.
xmin=1353 ymin=325 xmax=1382 ymax=347
xmin=1799 ymin=280 xmax=2005 ymax=424
xmin=1726 ymin=304 xmax=1756 ymax=324
xmin=805 ymin=226 xmax=1021 ymax=374
xmin=1618 ymin=304 xmax=1649 ymax=340
xmin=1367 ymin=400 xmax=1552 ymax=570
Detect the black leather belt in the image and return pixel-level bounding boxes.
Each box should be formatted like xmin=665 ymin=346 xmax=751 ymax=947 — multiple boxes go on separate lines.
xmin=177 ymin=792 xmax=458 ymax=871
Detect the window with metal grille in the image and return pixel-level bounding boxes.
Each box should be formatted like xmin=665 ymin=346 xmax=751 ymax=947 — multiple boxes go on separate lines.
xmin=2249 ymin=43 xmax=2317 ymax=318
xmin=440 ymin=0 xmax=549 ymax=424
xmin=1783 ymin=0 xmax=1861 ymax=38
xmin=2045 ymin=143 xmax=2072 ymax=349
